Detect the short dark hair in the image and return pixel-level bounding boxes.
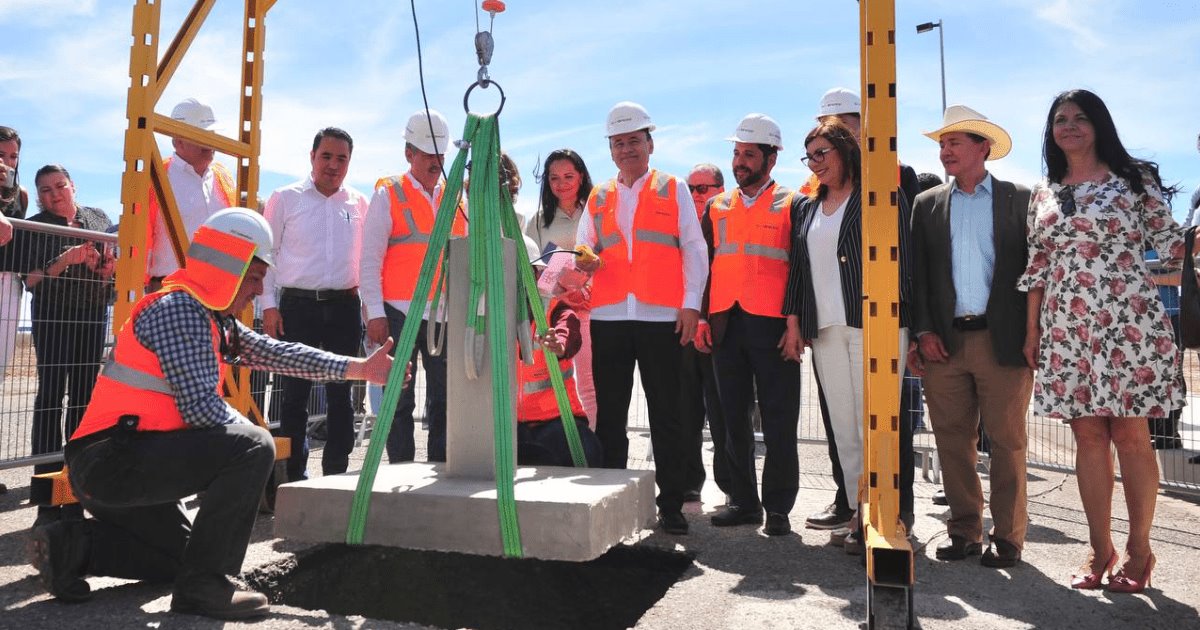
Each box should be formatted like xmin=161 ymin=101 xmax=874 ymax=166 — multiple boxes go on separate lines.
xmin=35 ymin=163 xmax=72 ymax=185
xmin=312 ymin=127 xmax=353 ymax=153
xmin=916 ymin=172 xmax=943 ymax=193
xmin=756 ymin=143 xmax=778 ymax=161
xmin=804 ymin=119 xmax=860 ymax=200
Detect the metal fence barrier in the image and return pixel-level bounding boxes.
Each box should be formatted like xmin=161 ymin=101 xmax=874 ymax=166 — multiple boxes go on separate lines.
xmin=1 ymin=218 xmax=1196 ymax=496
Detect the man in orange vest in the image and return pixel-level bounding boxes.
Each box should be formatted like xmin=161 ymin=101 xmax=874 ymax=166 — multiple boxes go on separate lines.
xmin=576 ymin=101 xmax=708 ymax=535
xmin=29 ymin=208 xmax=394 ymax=619
xmin=360 ymin=109 xmax=465 ymax=463
xmin=702 ymin=114 xmax=802 ymax=536
xmin=146 ymin=98 xmax=238 ymax=290
xmin=516 ymin=236 xmax=602 ymax=466
xmin=682 ymin=163 xmax=728 ymax=503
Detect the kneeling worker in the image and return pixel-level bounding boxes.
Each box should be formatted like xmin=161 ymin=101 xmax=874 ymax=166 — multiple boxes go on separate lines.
xmin=29 ymin=208 xmax=395 ymax=620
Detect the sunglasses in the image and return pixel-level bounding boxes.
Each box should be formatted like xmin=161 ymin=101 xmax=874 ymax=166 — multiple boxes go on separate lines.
xmin=1057 ymin=185 xmax=1077 ymax=218
xmin=688 ymin=183 xmax=720 ymax=195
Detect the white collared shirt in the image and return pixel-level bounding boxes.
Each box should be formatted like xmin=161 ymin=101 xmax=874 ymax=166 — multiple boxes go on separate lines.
xmin=576 ymin=169 xmax=708 ymax=322
xmin=260 ymin=176 xmax=368 ymax=310
xmin=360 ymin=172 xmax=446 ymax=321
xmin=147 ymin=154 xmax=229 ymax=278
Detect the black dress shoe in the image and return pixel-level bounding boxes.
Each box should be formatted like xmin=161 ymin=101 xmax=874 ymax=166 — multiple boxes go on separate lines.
xmin=980 ymin=538 xmax=1021 ymax=568
xmin=658 ymin=511 xmax=689 ymax=535
xmin=764 ymin=512 xmax=791 ymax=536
xmin=29 ymin=521 xmax=92 ymax=603
xmin=710 ymin=505 xmax=764 ymax=527
xmin=935 ymin=535 xmax=982 ymax=560
xmin=932 ymin=489 xmax=948 ymax=506
xmin=805 ymin=503 xmax=853 ymax=530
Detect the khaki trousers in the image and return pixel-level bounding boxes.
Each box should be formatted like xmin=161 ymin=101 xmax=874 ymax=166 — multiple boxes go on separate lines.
xmin=924 ymin=330 xmax=1033 ymax=548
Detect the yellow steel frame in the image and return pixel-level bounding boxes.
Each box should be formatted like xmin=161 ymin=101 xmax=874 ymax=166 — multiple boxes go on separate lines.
xmin=114 ymin=0 xmax=277 ymax=425
xmin=859 ymin=0 xmax=914 ymax=622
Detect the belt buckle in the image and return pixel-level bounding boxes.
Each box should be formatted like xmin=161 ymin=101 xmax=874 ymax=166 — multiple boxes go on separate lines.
xmin=313 ymin=289 xmax=328 ymax=301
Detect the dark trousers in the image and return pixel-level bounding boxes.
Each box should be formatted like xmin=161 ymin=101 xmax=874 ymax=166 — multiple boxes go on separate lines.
xmin=31 ymin=311 xmax=106 ymax=474
xmin=591 ymin=319 xmax=687 ymax=512
xmin=383 ymin=304 xmax=448 ymax=463
xmin=65 ymin=423 xmax=275 ymax=583
xmin=713 ymin=310 xmax=801 ymax=514
xmin=277 ymin=292 xmax=361 ymax=480
xmin=516 ymin=416 xmax=603 ymax=467
xmin=679 ymin=342 xmax=729 ymax=495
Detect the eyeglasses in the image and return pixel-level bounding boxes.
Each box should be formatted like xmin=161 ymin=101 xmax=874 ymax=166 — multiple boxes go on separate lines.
xmin=688 ymin=183 xmax=720 ymax=195
xmin=801 ymin=147 xmax=834 ymax=166
xmin=1057 ymin=185 xmax=1077 ymax=218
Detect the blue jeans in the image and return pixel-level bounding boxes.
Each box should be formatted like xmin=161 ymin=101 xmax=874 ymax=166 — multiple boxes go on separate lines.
xmin=383 ymin=304 xmax=447 ymax=462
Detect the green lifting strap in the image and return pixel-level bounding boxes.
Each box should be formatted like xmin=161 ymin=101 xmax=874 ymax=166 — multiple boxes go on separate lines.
xmin=344 ymin=113 xmax=587 ymax=556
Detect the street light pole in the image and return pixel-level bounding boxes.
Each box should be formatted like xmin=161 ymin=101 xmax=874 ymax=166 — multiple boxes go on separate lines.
xmin=916 ymin=19 xmax=947 ymax=180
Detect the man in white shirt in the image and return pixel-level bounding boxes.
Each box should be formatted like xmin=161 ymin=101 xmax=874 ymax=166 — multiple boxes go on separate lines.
xmin=261 ymin=127 xmax=368 ymax=480
xmin=360 ymin=110 xmax=465 ymax=463
xmin=147 ymin=98 xmax=238 ymax=289
xmin=576 ymin=102 xmax=708 ymax=535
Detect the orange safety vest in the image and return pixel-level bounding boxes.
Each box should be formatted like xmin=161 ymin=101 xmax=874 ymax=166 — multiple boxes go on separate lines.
xmin=587 ymin=169 xmax=683 ymax=309
xmin=517 ymin=300 xmax=586 ymax=422
xmin=73 ymin=223 xmax=258 ymax=440
xmin=707 ymin=182 xmax=794 ymax=317
xmin=377 ymin=173 xmax=467 ymax=302
xmin=146 ymin=158 xmax=238 ymax=274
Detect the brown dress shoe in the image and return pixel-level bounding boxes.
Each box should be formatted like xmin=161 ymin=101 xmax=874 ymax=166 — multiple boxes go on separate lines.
xmin=980 ymin=538 xmax=1022 ymax=568
xmin=171 ymin=574 xmax=270 ymax=620
xmin=935 ymin=535 xmax=982 ymax=560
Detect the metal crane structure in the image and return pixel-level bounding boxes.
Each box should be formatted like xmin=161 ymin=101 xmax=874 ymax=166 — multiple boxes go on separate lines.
xmin=104 ymin=0 xmax=914 ymax=626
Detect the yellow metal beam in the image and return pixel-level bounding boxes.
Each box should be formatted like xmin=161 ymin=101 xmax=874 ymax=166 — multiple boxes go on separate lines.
xmin=860 ymin=0 xmax=913 ymax=589
xmin=153 ymin=0 xmax=217 ymax=99
xmin=148 ymin=143 xmax=188 ymax=270
xmin=152 ymin=113 xmax=255 ymax=157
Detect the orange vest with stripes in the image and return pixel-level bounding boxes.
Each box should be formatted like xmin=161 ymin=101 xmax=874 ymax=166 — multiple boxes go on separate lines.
xmin=377 ymin=173 xmax=467 ymax=302
xmin=73 ymin=223 xmax=258 ymax=440
xmin=517 ymin=300 xmax=586 ymax=422
xmin=146 ymin=157 xmax=238 ymax=277
xmin=707 ymin=182 xmax=794 ymax=317
xmin=587 ymin=170 xmax=683 ymax=309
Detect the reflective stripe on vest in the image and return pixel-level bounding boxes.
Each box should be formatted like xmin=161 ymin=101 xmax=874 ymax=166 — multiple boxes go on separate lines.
xmin=188 ymin=241 xmax=252 ymax=276
xmin=379 ymin=173 xmax=465 ymax=302
xmin=522 ymin=365 xmax=575 ymax=395
xmin=387 ymin=209 xmax=427 ymax=246
xmin=99 ymin=359 xmax=174 ymax=395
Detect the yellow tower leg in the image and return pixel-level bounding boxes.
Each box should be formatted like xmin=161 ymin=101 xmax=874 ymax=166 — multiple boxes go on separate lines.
xmin=860 ymin=1 xmax=915 ymax=628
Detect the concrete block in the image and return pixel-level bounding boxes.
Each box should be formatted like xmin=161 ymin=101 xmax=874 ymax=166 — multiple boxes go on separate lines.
xmin=444 ymin=237 xmax=519 ymax=480
xmin=275 ymin=463 xmax=657 ymax=562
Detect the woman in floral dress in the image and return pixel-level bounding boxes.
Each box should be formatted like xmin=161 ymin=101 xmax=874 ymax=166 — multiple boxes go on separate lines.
xmin=1018 ymin=89 xmax=1182 ymax=594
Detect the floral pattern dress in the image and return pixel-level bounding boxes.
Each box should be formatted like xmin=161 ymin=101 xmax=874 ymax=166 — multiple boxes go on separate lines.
xmin=1017 ymin=171 xmax=1184 ymax=421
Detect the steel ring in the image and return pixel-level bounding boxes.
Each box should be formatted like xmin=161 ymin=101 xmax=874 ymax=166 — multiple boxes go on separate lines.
xmin=463 ymin=80 xmax=506 ymax=116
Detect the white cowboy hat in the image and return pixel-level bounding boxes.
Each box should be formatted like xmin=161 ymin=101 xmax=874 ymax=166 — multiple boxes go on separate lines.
xmin=922 ymin=104 xmax=1012 ymax=161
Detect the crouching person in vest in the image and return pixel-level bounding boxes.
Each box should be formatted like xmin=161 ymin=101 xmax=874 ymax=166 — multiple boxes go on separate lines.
xmin=28 ymin=208 xmax=394 ymax=620
xmin=516 ymin=237 xmax=602 ymax=467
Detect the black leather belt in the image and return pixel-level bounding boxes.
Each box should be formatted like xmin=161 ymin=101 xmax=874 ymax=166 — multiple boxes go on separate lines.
xmin=281 ymin=286 xmax=358 ymax=301
xmin=952 ymin=315 xmax=987 ymax=331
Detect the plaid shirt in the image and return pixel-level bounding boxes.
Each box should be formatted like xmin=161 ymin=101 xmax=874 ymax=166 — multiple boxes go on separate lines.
xmin=133 ymin=290 xmax=349 ymax=429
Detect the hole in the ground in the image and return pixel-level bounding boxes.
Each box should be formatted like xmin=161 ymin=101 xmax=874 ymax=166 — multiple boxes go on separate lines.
xmin=247 ymin=543 xmax=693 ymax=630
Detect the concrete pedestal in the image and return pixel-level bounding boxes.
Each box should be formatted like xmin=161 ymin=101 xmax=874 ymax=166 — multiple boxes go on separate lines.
xmin=275 ymin=463 xmax=657 ymax=561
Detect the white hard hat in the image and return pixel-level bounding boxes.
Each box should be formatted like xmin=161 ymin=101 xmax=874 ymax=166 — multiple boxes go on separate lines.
xmin=404 ymin=109 xmax=450 ymax=155
xmin=605 ymin=101 xmax=656 ymax=137
xmin=817 ymin=87 xmax=861 ymax=119
xmin=171 ymin=97 xmax=219 ymax=130
xmin=523 ymin=234 xmax=547 ymax=268
xmin=726 ymin=113 xmax=783 ymax=150
xmin=202 ymin=207 xmax=275 ymax=267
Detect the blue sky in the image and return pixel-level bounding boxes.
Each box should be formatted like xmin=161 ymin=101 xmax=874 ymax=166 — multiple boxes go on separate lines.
xmin=3 ymin=0 xmax=1198 ymax=224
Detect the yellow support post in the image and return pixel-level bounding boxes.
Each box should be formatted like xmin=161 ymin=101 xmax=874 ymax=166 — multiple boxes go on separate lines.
xmin=860 ymin=1 xmax=915 ymax=628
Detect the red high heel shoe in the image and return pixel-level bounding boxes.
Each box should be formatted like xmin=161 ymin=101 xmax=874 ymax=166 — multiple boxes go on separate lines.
xmin=1107 ymin=553 xmax=1156 ymax=594
xmin=1071 ymin=549 xmax=1117 ymax=590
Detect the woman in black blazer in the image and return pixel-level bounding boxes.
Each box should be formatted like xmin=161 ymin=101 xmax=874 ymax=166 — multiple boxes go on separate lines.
xmin=781 ymin=120 xmax=912 ymax=546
